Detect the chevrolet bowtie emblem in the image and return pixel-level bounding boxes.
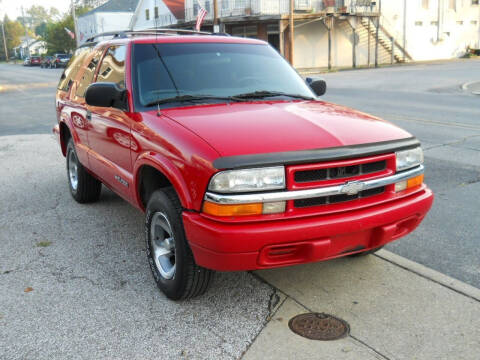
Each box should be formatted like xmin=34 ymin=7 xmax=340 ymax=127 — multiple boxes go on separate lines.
xmin=340 ymin=181 xmax=365 ymax=195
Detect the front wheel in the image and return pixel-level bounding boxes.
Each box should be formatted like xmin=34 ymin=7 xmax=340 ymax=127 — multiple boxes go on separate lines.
xmin=145 ymin=187 xmax=213 ymax=300
xmin=66 ymin=139 xmax=102 ymax=203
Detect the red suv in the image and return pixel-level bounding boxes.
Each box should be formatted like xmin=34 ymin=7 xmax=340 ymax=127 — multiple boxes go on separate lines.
xmin=54 ymin=30 xmax=433 ymax=300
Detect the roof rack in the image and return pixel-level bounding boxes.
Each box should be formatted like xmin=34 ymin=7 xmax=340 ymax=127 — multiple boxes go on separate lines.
xmin=84 ymin=28 xmax=229 ymax=43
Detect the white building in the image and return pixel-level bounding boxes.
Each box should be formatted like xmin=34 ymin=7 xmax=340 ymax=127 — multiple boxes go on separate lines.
xmin=78 ymin=0 xmax=480 ymax=70
xmin=13 ymin=37 xmax=47 ymax=59
xmin=77 ymin=0 xmax=140 ymax=44
xmin=129 ymin=0 xmax=186 ymax=30
xmin=292 ymin=0 xmax=480 ymax=70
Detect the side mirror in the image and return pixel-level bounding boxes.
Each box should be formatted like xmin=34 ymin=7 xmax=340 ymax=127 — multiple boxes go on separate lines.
xmin=306 ymin=77 xmax=327 ymax=97
xmin=85 ymin=82 xmax=128 ymax=111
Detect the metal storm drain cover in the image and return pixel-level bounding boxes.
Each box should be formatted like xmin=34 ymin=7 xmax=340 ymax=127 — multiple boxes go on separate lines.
xmin=288 ymin=313 xmax=350 ymax=341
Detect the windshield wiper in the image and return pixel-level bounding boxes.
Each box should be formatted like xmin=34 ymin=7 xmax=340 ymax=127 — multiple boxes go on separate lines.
xmin=145 ymin=94 xmax=243 ymax=107
xmin=232 ymin=91 xmax=314 ymax=100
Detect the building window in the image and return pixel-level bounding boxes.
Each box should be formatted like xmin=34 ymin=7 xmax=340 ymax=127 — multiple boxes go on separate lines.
xmin=457 ymin=20 xmax=464 ymax=25
xmin=146 ymin=9 xmax=150 ymax=20
xmin=422 ymin=0 xmax=429 ymax=9
xmin=473 ymin=0 xmax=479 ymax=5
xmin=415 ymin=21 xmax=423 ymax=26
xmin=205 ymin=1 xmax=211 ymax=13
xmin=431 ymin=21 xmax=438 ymax=25
xmin=193 ymin=3 xmax=198 ymax=16
xmin=449 ymin=0 xmax=456 ymax=10
xmin=471 ymin=20 xmax=478 ymax=25
xmin=154 ymin=7 xmax=159 ymax=19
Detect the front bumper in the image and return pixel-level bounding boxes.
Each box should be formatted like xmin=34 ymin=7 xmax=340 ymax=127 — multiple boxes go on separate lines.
xmin=183 ymin=187 xmax=433 ymax=271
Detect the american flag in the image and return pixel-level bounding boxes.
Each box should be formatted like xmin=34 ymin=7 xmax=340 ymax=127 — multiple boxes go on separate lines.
xmin=195 ymin=1 xmax=207 ymax=31
xmin=64 ymin=27 xmax=75 ymax=40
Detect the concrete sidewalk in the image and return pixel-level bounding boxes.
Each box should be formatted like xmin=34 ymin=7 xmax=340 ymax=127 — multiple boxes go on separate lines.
xmin=244 ymin=250 xmax=480 ymax=360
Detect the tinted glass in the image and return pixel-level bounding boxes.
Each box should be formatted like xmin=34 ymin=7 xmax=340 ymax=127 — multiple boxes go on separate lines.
xmin=132 ymin=42 xmax=314 ymax=109
xmin=75 ymin=48 xmax=104 ymax=98
xmin=97 ymin=45 xmax=126 ymax=89
xmin=57 ymin=47 xmax=91 ymax=92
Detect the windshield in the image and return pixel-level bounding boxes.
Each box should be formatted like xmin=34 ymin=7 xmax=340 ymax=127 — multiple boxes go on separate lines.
xmin=57 ymin=54 xmax=68 ymax=58
xmin=132 ymin=42 xmax=314 ymax=109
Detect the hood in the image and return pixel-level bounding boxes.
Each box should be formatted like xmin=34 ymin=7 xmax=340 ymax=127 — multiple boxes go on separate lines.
xmin=160 ymin=101 xmax=412 ymax=158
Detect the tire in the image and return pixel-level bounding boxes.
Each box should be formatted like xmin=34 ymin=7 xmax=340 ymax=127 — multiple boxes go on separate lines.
xmin=66 ymin=139 xmax=102 ymax=203
xmin=145 ymin=187 xmax=213 ymax=300
xmin=349 ymin=246 xmax=384 ymax=257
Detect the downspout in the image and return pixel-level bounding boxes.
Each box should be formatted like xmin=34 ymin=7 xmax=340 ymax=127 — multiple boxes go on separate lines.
xmin=437 ymin=0 xmax=442 ymax=42
xmin=403 ymin=0 xmax=406 ymax=61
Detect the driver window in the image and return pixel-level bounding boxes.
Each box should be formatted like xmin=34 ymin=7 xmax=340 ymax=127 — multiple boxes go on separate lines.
xmin=96 ymin=45 xmax=126 ymax=89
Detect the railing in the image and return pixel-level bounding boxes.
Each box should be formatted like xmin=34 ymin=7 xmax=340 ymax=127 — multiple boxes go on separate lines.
xmin=184 ymin=0 xmax=379 ymax=22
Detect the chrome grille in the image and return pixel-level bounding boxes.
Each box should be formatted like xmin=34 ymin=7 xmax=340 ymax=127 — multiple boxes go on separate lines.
xmin=294 ymin=160 xmax=387 ymax=183
xmin=294 ymin=186 xmax=385 ymax=208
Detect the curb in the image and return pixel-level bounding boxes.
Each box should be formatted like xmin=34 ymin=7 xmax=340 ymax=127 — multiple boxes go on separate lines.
xmin=461 ymin=80 xmax=480 ymax=95
xmin=376 ymin=249 xmax=480 ymax=302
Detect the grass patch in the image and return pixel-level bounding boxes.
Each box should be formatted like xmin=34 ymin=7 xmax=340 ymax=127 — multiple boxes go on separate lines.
xmin=36 ymin=241 xmax=52 ymax=247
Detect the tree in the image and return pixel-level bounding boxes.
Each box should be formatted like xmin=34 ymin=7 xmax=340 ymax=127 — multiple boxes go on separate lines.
xmin=35 ymin=22 xmax=48 ymax=38
xmin=0 ymin=16 xmax=26 ymax=60
xmin=42 ymin=4 xmax=91 ymax=54
xmin=26 ymin=5 xmax=50 ymax=28
xmin=44 ymin=15 xmax=76 ymax=54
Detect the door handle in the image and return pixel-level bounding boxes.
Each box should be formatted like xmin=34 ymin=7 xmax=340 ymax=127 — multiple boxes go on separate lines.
xmin=86 ymin=111 xmax=92 ymax=121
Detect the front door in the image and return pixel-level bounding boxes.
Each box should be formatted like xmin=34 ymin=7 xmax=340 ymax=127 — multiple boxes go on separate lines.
xmin=87 ymin=44 xmax=134 ymax=199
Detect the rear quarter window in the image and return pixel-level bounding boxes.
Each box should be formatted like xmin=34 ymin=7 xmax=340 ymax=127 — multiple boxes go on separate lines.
xmin=74 ymin=47 xmax=105 ymax=99
xmin=57 ymin=47 xmax=91 ymax=92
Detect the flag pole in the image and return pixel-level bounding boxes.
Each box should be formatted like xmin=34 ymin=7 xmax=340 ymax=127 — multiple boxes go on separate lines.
xmin=71 ymin=0 xmax=80 ymax=47
xmin=289 ymin=0 xmax=294 ymax=65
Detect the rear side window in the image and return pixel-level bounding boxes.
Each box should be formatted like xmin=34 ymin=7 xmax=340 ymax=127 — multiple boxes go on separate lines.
xmin=57 ymin=47 xmax=91 ymax=92
xmin=96 ymin=45 xmax=126 ymax=89
xmin=75 ymin=48 xmax=104 ymax=99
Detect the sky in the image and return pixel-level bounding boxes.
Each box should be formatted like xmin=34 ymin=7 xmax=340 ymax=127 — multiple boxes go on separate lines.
xmin=1 ymin=0 xmax=71 ymax=20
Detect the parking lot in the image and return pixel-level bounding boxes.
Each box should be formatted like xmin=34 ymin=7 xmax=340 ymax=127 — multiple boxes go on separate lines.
xmin=1 ymin=62 xmax=479 ymax=359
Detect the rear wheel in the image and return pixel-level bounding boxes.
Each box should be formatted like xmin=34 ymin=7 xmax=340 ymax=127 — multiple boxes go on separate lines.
xmin=66 ymin=139 xmax=102 ymax=203
xmin=145 ymin=187 xmax=213 ymax=300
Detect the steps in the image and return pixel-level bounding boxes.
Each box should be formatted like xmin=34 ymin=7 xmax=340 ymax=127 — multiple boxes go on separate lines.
xmin=359 ymin=17 xmax=412 ymax=63
xmin=337 ymin=17 xmax=412 ymax=66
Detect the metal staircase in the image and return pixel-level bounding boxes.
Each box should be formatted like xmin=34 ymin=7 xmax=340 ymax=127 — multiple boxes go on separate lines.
xmin=358 ymin=17 xmax=412 ymax=63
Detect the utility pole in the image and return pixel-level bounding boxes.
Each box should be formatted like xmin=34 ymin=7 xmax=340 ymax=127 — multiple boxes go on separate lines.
xmin=289 ymin=0 xmax=294 ymax=65
xmin=403 ymin=0 xmax=407 ymax=62
xmin=1 ymin=20 xmax=8 ymax=61
xmin=21 ymin=6 xmax=29 ymax=58
xmin=71 ymin=0 xmax=80 ymax=47
xmin=213 ymin=0 xmax=219 ymax=33
xmin=375 ymin=0 xmax=381 ymax=68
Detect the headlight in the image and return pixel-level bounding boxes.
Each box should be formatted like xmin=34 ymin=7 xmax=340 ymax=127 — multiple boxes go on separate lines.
xmin=208 ymin=166 xmax=285 ymax=193
xmin=396 ymin=147 xmax=423 ymax=171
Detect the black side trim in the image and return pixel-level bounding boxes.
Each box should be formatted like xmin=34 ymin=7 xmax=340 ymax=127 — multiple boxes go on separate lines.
xmin=213 ymin=137 xmax=420 ymax=170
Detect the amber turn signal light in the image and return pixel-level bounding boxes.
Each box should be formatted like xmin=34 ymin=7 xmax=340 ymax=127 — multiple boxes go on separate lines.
xmin=395 ymin=174 xmax=424 ymax=192
xmin=407 ymin=174 xmax=424 ymax=188
xmin=202 ymin=201 xmax=263 ymax=216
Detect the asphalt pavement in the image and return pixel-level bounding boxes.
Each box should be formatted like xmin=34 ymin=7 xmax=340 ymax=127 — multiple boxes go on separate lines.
xmin=0 ymin=63 xmax=62 ymax=135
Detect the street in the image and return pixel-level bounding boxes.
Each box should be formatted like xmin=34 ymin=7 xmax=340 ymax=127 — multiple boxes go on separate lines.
xmin=0 ymin=61 xmax=479 ymax=359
